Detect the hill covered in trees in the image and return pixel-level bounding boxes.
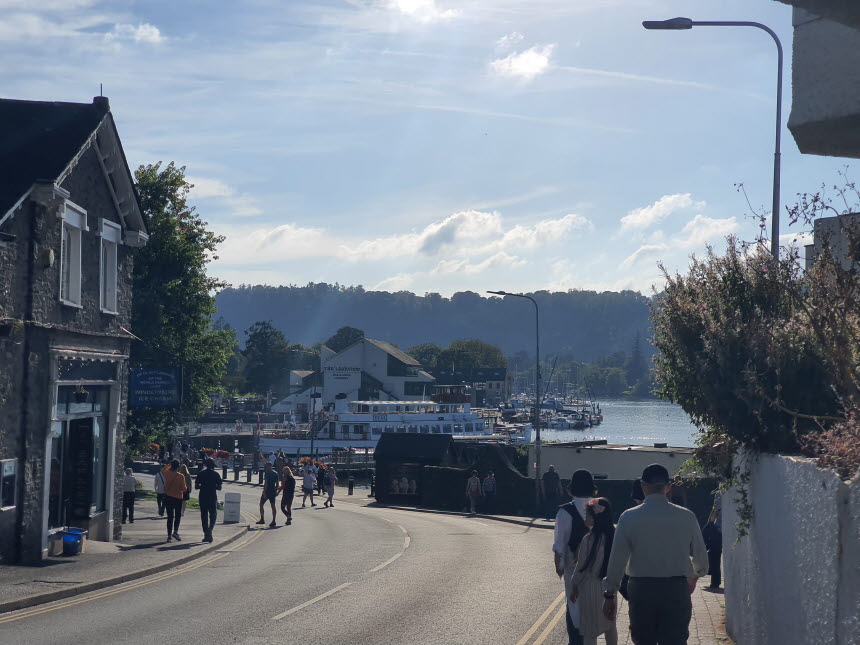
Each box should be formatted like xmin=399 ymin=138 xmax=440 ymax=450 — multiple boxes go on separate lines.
xmin=214 ymin=284 xmax=654 ymax=363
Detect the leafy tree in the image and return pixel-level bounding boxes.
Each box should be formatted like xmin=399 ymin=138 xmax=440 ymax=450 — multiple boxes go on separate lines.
xmin=405 ymin=342 xmax=444 ymax=367
xmin=323 ymin=326 xmax=365 ymax=353
xmin=436 ymin=339 xmax=507 ymax=370
xmin=128 ymin=162 xmax=235 ymax=450
xmin=243 ymin=321 xmax=292 ymax=394
xmin=626 ymin=331 xmax=647 ymax=384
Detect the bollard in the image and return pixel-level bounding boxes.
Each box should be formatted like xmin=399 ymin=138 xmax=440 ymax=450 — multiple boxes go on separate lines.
xmin=233 ymin=467 xmax=240 ymax=481
xmin=222 ymin=464 xmax=228 ymax=480
xmin=369 ymin=473 xmax=375 ymax=497
xmin=246 ymin=467 xmax=252 ymax=482
xmin=348 ymin=476 xmax=355 ymax=496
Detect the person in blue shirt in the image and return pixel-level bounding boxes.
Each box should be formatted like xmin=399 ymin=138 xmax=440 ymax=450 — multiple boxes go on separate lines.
xmin=257 ymin=462 xmax=280 ymax=528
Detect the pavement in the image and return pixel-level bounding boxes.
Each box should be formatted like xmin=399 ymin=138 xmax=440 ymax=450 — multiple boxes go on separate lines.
xmin=0 ymin=497 xmax=250 ymax=613
xmin=0 ymin=474 xmax=731 ymax=644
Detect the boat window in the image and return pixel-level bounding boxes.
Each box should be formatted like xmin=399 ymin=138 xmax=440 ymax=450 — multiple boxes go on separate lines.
xmin=443 ymin=424 xmax=453 ymax=433
xmin=408 ymin=425 xmax=418 ymax=433
xmin=384 ymin=425 xmax=394 ymax=433
xmin=372 ymin=427 xmax=382 ymax=435
xmin=454 ymin=424 xmax=463 ymax=433
xmin=432 ymin=425 xmax=441 ymax=433
xmin=396 ymin=425 xmax=406 ymax=433
xmin=465 ymin=423 xmax=474 ymax=432
xmin=419 ymin=425 xmax=430 ymax=434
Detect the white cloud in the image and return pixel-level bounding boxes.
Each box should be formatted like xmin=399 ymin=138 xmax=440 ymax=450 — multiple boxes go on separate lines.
xmin=620 ymin=193 xmax=704 ymax=233
xmin=779 ymin=231 xmax=813 ymax=249
xmin=387 ymin=0 xmax=458 ymax=23
xmin=105 ymin=23 xmax=164 ymax=44
xmin=187 ymin=176 xmax=233 ymax=199
xmin=676 ymin=215 xmax=737 ymax=248
xmin=494 ymin=213 xmax=592 ymax=252
xmin=495 ymin=32 xmax=524 ymax=53
xmin=490 ymin=44 xmax=555 ymax=81
xmin=619 ymin=243 xmax=669 ymax=270
xmin=432 ymin=251 xmax=526 ymax=275
xmin=217 ymin=223 xmax=329 ymax=265
xmin=372 ymin=272 xmax=416 ymax=291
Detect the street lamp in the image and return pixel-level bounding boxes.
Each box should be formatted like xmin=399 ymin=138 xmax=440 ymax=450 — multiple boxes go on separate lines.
xmin=308 ymin=387 xmax=322 ymax=460
xmin=642 ymin=17 xmax=783 ymax=258
xmin=487 ymin=290 xmax=542 ymax=512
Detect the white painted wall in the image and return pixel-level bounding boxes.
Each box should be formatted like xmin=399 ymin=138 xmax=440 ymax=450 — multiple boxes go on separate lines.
xmin=724 ymin=453 xmax=858 ymax=645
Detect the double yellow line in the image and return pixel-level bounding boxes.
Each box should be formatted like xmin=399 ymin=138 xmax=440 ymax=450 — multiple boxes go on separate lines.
xmin=0 ymin=524 xmax=264 ymax=626
xmin=516 ymin=591 xmax=567 ymax=645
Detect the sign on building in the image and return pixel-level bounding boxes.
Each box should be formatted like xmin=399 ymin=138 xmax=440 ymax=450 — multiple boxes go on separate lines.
xmin=129 ymin=368 xmax=182 ymax=408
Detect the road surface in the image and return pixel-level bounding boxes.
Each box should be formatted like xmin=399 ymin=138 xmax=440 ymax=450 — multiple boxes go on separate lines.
xmin=0 ymin=476 xmax=570 ymax=645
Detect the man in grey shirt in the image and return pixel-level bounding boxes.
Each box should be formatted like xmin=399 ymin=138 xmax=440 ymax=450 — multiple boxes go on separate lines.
xmin=603 ymin=464 xmax=708 ymax=644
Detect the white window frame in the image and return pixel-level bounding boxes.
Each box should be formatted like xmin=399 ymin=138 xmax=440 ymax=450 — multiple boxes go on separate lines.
xmin=60 ymin=202 xmax=87 ymax=307
xmin=99 ymin=219 xmax=122 ymax=314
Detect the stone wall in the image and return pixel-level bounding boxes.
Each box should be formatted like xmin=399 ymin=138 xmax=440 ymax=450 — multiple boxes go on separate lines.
xmin=724 ymin=453 xmax=859 ymax=645
xmin=0 ymin=134 xmax=136 ymax=562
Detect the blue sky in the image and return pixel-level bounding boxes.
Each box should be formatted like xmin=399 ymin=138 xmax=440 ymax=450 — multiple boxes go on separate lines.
xmin=3 ymin=0 xmax=850 ymax=295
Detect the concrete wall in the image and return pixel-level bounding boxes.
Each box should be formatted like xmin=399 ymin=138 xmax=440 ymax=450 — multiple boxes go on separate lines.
xmin=724 ymin=453 xmax=859 ymax=645
xmin=787 ymin=9 xmax=860 ymax=159
xmin=528 ymin=443 xmax=694 ymax=480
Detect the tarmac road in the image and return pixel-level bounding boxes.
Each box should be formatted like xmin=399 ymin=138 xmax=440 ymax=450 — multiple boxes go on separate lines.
xmin=0 ymin=476 xmax=569 ymax=645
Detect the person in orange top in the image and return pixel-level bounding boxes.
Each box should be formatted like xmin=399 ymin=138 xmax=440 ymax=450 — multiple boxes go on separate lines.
xmin=162 ymin=459 xmax=187 ymax=543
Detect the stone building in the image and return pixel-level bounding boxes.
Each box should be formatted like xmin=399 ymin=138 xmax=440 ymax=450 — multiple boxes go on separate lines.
xmin=0 ymin=97 xmax=148 ymax=563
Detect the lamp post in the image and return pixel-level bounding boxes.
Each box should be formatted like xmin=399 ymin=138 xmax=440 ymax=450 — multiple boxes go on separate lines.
xmin=308 ymin=387 xmax=321 ymax=460
xmin=642 ymin=17 xmax=783 ymax=258
xmin=487 ymin=290 xmax=542 ymax=512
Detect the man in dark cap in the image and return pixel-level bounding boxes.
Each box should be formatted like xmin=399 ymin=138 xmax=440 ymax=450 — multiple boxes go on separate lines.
xmin=603 ymin=464 xmax=708 ymax=645
xmin=552 ymin=469 xmax=596 ymax=645
xmin=195 ymin=458 xmax=222 ymax=543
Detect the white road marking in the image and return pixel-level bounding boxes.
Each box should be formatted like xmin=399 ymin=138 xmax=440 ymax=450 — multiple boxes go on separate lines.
xmin=368 ymin=551 xmax=404 ymax=573
xmin=270 ymin=583 xmax=353 ymax=620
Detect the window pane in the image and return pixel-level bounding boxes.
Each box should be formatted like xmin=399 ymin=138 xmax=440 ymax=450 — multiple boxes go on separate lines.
xmin=91 ymin=416 xmax=107 ymax=513
xmin=61 ymin=225 xmax=71 ymax=300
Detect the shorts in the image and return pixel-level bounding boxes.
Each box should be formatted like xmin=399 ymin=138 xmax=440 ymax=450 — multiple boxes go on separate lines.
xmin=301 ymin=486 xmax=313 ymax=494
xmin=261 ymin=491 xmax=277 ymax=503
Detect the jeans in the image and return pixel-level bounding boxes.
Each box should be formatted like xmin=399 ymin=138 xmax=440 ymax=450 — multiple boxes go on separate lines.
xmin=165 ymin=497 xmax=182 ymax=536
xmin=122 ymin=491 xmax=135 ymax=522
xmin=708 ymin=547 xmax=722 ymax=588
xmin=200 ymin=502 xmax=217 ymax=535
xmin=628 ymin=577 xmax=692 ymax=645
xmin=281 ymin=494 xmax=294 ymax=520
xmin=156 ymin=493 xmax=166 ymax=515
xmin=565 ymin=603 xmax=584 ymax=645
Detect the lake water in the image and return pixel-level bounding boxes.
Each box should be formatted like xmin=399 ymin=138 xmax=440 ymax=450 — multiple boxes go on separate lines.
xmin=540 ymin=399 xmax=700 ymax=447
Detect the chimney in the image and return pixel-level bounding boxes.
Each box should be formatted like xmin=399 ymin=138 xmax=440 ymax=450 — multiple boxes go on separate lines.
xmin=92 ymin=96 xmax=110 ymax=113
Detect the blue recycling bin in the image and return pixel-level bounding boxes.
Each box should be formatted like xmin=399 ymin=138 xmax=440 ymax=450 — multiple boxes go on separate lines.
xmin=62 ymin=527 xmax=88 ymax=556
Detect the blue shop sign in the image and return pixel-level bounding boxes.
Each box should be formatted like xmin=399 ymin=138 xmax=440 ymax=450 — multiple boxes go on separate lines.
xmin=129 ymin=368 xmax=182 ymax=408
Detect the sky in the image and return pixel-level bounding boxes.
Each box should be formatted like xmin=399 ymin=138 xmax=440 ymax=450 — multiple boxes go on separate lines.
xmin=2 ymin=0 xmax=851 ymax=296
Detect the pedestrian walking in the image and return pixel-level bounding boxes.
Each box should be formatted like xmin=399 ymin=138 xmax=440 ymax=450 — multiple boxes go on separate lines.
xmin=323 ymin=467 xmax=338 ymax=507
xmin=179 ymin=463 xmax=192 ymax=516
xmin=702 ymin=493 xmax=723 ymax=590
xmin=281 ymin=464 xmax=296 ymax=525
xmin=465 ymin=470 xmax=483 ymax=514
xmin=570 ymin=498 xmax=618 ymax=645
xmin=301 ymin=467 xmax=316 ymax=507
xmin=195 ymin=458 xmax=222 ymax=543
xmin=122 ymin=468 xmax=136 ymax=524
xmin=154 ymin=464 xmax=166 ymax=516
xmin=162 ymin=459 xmax=187 ymax=543
xmin=317 ymin=463 xmax=327 ymax=496
xmin=257 ymin=462 xmax=280 ymax=528
xmin=541 ymin=465 xmax=563 ymax=520
xmin=481 ymin=471 xmax=497 ymax=513
xmin=553 ymin=469 xmax=596 ymax=645
xmin=603 ymin=464 xmax=709 ymax=645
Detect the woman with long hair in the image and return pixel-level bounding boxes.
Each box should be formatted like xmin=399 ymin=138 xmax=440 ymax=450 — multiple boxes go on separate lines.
xmin=570 ymin=497 xmax=618 ymax=645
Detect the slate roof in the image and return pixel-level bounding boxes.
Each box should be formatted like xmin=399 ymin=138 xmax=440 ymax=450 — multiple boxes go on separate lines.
xmin=366 ymin=338 xmax=421 ymax=366
xmin=374 ymin=432 xmax=455 ymax=462
xmin=0 ymin=98 xmax=107 ymax=219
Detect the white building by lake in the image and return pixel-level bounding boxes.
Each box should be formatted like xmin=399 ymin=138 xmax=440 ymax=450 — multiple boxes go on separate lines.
xmin=271 ymin=338 xmax=435 ymax=417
